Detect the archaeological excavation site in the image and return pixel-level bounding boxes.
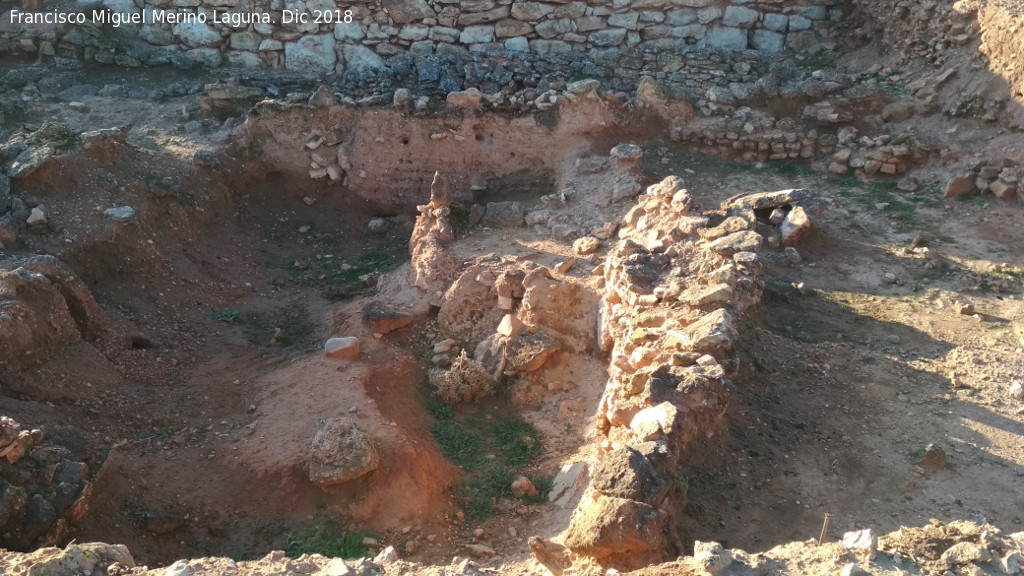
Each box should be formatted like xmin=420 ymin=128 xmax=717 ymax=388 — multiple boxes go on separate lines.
xmin=2 ymin=0 xmax=1024 ymax=574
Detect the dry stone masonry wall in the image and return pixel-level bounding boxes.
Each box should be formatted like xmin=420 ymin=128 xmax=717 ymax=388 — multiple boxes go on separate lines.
xmin=2 ymin=0 xmax=845 ymax=95
xmin=531 ymin=173 xmax=822 ymax=565
xmin=0 ymin=417 xmax=103 ymax=552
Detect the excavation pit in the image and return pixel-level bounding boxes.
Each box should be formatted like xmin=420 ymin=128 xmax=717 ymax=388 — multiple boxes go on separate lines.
xmin=2 ymin=22 xmax=1024 ymax=572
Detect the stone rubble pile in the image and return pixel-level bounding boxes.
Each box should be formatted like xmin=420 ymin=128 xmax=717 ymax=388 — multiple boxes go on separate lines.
xmin=304 ymin=128 xmax=353 ymax=184
xmin=426 ymin=252 xmax=591 ymax=401
xmin=944 ymin=159 xmax=1024 ymax=202
xmin=4 ymin=520 xmax=1024 ymax=576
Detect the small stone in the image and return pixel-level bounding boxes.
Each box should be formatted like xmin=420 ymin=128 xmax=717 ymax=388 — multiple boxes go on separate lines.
xmin=842 ymin=529 xmax=877 ymax=552
xmin=944 ymin=176 xmax=975 ymax=198
xmin=362 ymin=301 xmax=412 ymax=334
xmin=26 ymin=206 xmax=46 ymax=226
xmin=769 ymin=208 xmax=786 ymax=224
xmin=919 ymin=443 xmax=947 ymax=470
xmin=511 ymin=475 xmax=538 ymax=497
xmin=104 ymin=206 xmax=136 ymax=222
xmin=1009 ymin=380 xmax=1024 ymax=400
xmin=482 ymin=201 xmax=524 ymax=227
xmin=373 ymin=546 xmax=398 ymax=564
xmin=941 ymin=542 xmax=990 ymax=566
xmin=393 ymin=88 xmax=413 ymax=109
xmin=882 ymin=272 xmax=897 ymax=284
xmin=956 ymin=299 xmax=975 ymax=315
xmin=609 ymin=143 xmax=642 ymax=161
xmin=780 ymin=206 xmax=813 ymax=246
xmin=433 ymin=339 xmax=457 ymax=354
xmin=784 ymin=246 xmax=801 ymax=265
xmin=308 ymin=418 xmax=379 ymax=486
xmin=368 ymin=218 xmax=390 ymax=234
xmin=497 ymin=314 xmax=525 ymax=337
xmin=320 ymin=558 xmax=352 ymax=576
xmin=554 ymin=258 xmax=576 ymax=274
xmin=887 ymin=334 xmax=900 ymax=344
xmin=447 ymin=87 xmax=482 ymax=108
xmin=1000 ymin=552 xmax=1024 ymax=574
xmin=164 ymin=561 xmax=191 ymax=576
xmin=573 ymin=236 xmax=600 ymax=255
xmin=694 ymin=541 xmax=732 ymax=575
xmin=325 ymin=337 xmax=360 ymax=359
xmin=707 ymin=231 xmax=763 ymax=255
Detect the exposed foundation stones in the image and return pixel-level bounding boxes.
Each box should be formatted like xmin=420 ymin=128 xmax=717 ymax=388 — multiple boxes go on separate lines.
xmin=531 ymin=173 xmax=823 ymax=567
xmin=0 ymin=417 xmax=102 ymax=551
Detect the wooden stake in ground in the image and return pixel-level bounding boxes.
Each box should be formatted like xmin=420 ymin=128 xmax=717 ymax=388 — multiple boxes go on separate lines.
xmin=818 ymin=513 xmax=832 ymax=546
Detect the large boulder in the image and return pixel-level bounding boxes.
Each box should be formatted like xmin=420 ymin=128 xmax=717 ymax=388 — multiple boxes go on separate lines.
xmin=308 ymin=418 xmax=379 ymax=487
xmin=362 ymin=301 xmax=412 ymax=335
xmin=0 ymin=260 xmax=100 ymax=373
xmin=562 ymin=495 xmax=666 ymax=560
xmin=505 ymin=331 xmax=560 ymax=372
xmin=589 ymin=446 xmax=669 ymax=505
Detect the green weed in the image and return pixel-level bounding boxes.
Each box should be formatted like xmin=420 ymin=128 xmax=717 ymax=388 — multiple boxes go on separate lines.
xmin=428 ymin=405 xmax=546 ymax=521
xmin=425 ymin=396 xmax=455 ymax=421
xmin=430 ymin=420 xmax=485 ymax=469
xmin=206 ymin=307 xmax=240 ymax=323
xmin=489 ymin=417 xmax=542 ymax=467
xmin=450 ymin=203 xmax=470 ymax=232
xmin=285 ymin=517 xmax=372 ymax=559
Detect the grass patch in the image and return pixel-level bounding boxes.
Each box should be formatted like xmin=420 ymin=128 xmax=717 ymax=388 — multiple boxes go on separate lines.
xmin=285 ymin=517 xmax=372 ymax=559
xmin=765 ymin=160 xmax=812 ymax=179
xmin=425 ymin=395 xmax=454 ymax=421
xmin=450 ymin=203 xmax=470 ymax=233
xmin=1002 ymin=269 xmax=1024 ymax=283
xmin=831 ymin=176 xmax=917 ymax=223
xmin=430 ymin=420 xmax=485 ymax=469
xmin=427 ymin=399 xmax=547 ymax=521
xmin=288 ymin=247 xmax=401 ymax=287
xmin=490 ymin=416 xmax=542 ymax=467
xmin=464 ymin=464 xmax=516 ymax=519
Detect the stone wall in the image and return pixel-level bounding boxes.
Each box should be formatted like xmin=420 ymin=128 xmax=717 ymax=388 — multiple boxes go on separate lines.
xmin=540 ymin=181 xmax=828 ymax=565
xmin=1 ymin=0 xmax=845 ymax=91
xmin=0 ymin=416 xmax=103 ymax=551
